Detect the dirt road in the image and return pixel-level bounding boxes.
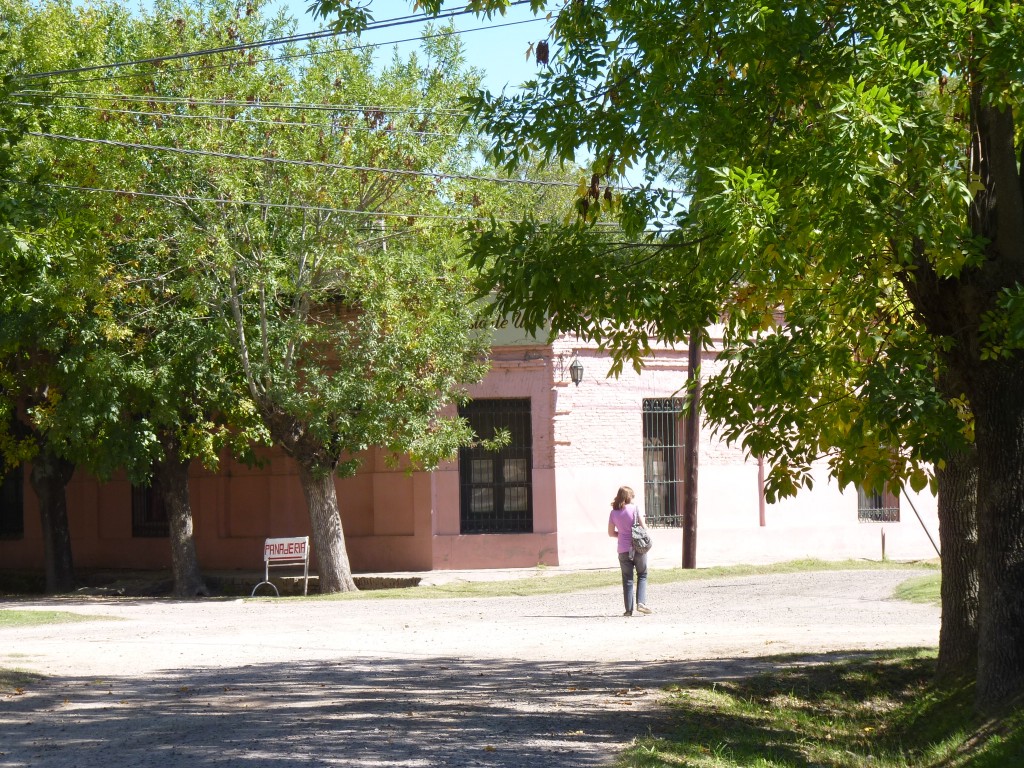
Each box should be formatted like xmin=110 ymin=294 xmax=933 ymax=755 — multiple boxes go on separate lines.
xmin=0 ymin=569 xmax=939 ymax=767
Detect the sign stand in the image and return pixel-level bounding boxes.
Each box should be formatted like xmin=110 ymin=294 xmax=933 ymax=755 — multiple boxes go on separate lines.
xmin=251 ymin=536 xmax=311 ymax=597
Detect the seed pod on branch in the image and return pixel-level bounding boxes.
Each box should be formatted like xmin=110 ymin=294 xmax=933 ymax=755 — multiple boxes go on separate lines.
xmin=536 ymin=40 xmax=549 ymax=66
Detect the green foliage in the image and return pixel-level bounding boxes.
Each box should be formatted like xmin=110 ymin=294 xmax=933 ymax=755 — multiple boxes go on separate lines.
xmin=4 ymin=0 xmax=503 ymax=485
xmin=159 ymin=8 xmax=498 ymax=473
xmin=0 ymin=2 xmax=127 ymax=472
xmin=305 ymin=0 xmax=1024 ymax=503
xmin=979 ymin=285 xmax=1024 ymax=360
xmin=1 ymin=0 xmax=267 ymax=481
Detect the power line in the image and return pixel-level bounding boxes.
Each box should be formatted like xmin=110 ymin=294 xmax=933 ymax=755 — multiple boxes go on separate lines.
xmin=17 ymin=1 xmax=535 ymax=81
xmin=15 ymin=91 xmax=469 ymax=116
xmin=34 ymin=181 xmax=661 ymax=234
xmin=18 ymin=127 xmax=689 ymax=196
xmin=37 ymin=17 xmax=546 ymax=88
xmin=17 ymin=102 xmax=455 ymax=139
xmin=38 ymin=181 xmax=505 ymax=224
xmin=17 ymin=22 xmax=333 ymax=81
xmin=28 ymin=130 xmax=591 ymax=190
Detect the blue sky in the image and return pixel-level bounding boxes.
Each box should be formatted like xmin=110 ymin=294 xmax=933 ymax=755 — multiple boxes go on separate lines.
xmin=276 ymin=0 xmax=549 ymax=94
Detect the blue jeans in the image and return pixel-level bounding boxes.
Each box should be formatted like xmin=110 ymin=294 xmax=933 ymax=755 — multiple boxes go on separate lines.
xmin=618 ymin=550 xmax=648 ymax=613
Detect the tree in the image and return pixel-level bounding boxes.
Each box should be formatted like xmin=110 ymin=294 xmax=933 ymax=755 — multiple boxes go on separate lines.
xmin=28 ymin=0 xmax=493 ymax=593
xmin=0 ymin=184 xmax=112 ymax=594
xmin=200 ymin=28 xmax=492 ymax=590
xmin=0 ymin=0 xmax=127 ymax=592
xmin=71 ymin=0 xmax=283 ymax=598
xmin=5 ymin=0 xmax=276 ymax=596
xmin=317 ymin=0 xmax=1024 ymax=711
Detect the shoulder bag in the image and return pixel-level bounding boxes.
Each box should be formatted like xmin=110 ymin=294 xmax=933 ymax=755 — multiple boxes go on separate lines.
xmin=630 ymin=508 xmax=653 ymax=554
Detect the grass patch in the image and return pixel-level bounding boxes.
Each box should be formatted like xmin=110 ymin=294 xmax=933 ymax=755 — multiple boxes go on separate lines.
xmin=623 ymin=650 xmax=1023 ymax=768
xmin=894 ymin=573 xmax=942 ymax=606
xmin=292 ymin=568 xmax=620 ymax=601
xmin=284 ymin=557 xmax=937 ymax=602
xmin=0 ymin=609 xmax=109 ymax=628
xmin=0 ymin=668 xmax=45 ymax=695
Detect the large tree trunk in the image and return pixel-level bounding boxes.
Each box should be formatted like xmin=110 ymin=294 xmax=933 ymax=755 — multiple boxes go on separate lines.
xmin=901 ymin=91 xmax=1024 ymax=712
xmin=297 ymin=462 xmax=357 ymax=593
xmin=970 ymin=361 xmax=1024 ymax=713
xmin=154 ymin=434 xmax=208 ymax=598
xmin=934 ymin=445 xmax=978 ymax=683
xmin=962 ymin=98 xmax=1024 ymax=713
xmin=257 ymin=405 xmax=358 ymax=594
xmin=29 ymin=445 xmax=75 ymax=594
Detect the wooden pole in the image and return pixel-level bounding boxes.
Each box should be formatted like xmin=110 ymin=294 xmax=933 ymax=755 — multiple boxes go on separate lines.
xmin=758 ymin=455 xmax=766 ymax=527
xmin=682 ymin=327 xmax=702 ymax=569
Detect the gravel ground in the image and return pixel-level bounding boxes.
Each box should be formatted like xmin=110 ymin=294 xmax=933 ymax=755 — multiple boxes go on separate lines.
xmin=0 ymin=569 xmax=939 ymax=767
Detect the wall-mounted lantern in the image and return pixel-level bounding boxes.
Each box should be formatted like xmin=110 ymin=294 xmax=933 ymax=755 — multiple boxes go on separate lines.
xmin=569 ymin=356 xmax=584 ymax=386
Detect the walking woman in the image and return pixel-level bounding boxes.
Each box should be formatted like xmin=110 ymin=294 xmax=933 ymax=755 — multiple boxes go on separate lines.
xmin=608 ymin=485 xmax=652 ymax=616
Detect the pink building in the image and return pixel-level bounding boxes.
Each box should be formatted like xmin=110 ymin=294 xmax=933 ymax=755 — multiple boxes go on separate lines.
xmin=0 ymin=327 xmax=940 ymax=578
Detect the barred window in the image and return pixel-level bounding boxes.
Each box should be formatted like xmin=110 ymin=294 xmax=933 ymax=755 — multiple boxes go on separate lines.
xmin=858 ymin=486 xmax=900 ymax=523
xmin=132 ymin=483 xmax=169 ymax=538
xmin=643 ymin=398 xmax=684 ymax=527
xmin=458 ymin=399 xmax=533 ymax=534
xmin=0 ymin=465 xmax=24 ymax=539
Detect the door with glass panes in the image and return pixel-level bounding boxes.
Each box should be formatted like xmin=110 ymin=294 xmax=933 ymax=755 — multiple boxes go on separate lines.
xmin=457 ymin=399 xmax=533 ymax=533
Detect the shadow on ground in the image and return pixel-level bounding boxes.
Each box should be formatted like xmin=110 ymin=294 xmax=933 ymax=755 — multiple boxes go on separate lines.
xmin=0 ymin=651 xmax=907 ymax=768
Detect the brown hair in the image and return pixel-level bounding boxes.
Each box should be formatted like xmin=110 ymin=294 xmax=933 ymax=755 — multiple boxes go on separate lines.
xmin=611 ymin=485 xmax=635 ymax=510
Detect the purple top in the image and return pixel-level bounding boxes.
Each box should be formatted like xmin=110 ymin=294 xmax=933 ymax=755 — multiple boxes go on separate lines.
xmin=609 ymin=504 xmax=641 ymax=554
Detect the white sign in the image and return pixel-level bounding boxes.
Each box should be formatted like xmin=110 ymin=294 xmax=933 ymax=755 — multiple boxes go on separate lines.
xmin=264 ymin=536 xmax=309 ymax=562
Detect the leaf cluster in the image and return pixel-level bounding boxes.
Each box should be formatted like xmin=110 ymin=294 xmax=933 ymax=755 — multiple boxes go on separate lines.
xmin=328 ymin=0 xmax=1024 ymax=499
xmin=2 ymin=0 xmax=510 ymax=484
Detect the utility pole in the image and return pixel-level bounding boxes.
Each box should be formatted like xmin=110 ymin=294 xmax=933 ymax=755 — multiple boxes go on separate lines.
xmin=682 ymin=327 xmax=702 ymax=569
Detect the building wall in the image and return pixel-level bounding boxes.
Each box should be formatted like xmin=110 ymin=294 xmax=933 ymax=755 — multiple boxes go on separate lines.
xmin=543 ymin=338 xmax=940 ymax=570
xmin=0 ymin=335 xmax=940 ymax=577
xmin=427 ymin=344 xmax=560 ymax=569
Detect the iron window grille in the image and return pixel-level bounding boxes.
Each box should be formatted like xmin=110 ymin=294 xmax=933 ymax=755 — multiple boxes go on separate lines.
xmin=132 ymin=483 xmax=170 ymax=538
xmin=857 ymin=486 xmax=900 ymax=523
xmin=0 ymin=465 xmax=24 ymax=539
xmin=643 ymin=398 xmax=685 ymax=527
xmin=458 ymin=398 xmax=533 ymax=534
